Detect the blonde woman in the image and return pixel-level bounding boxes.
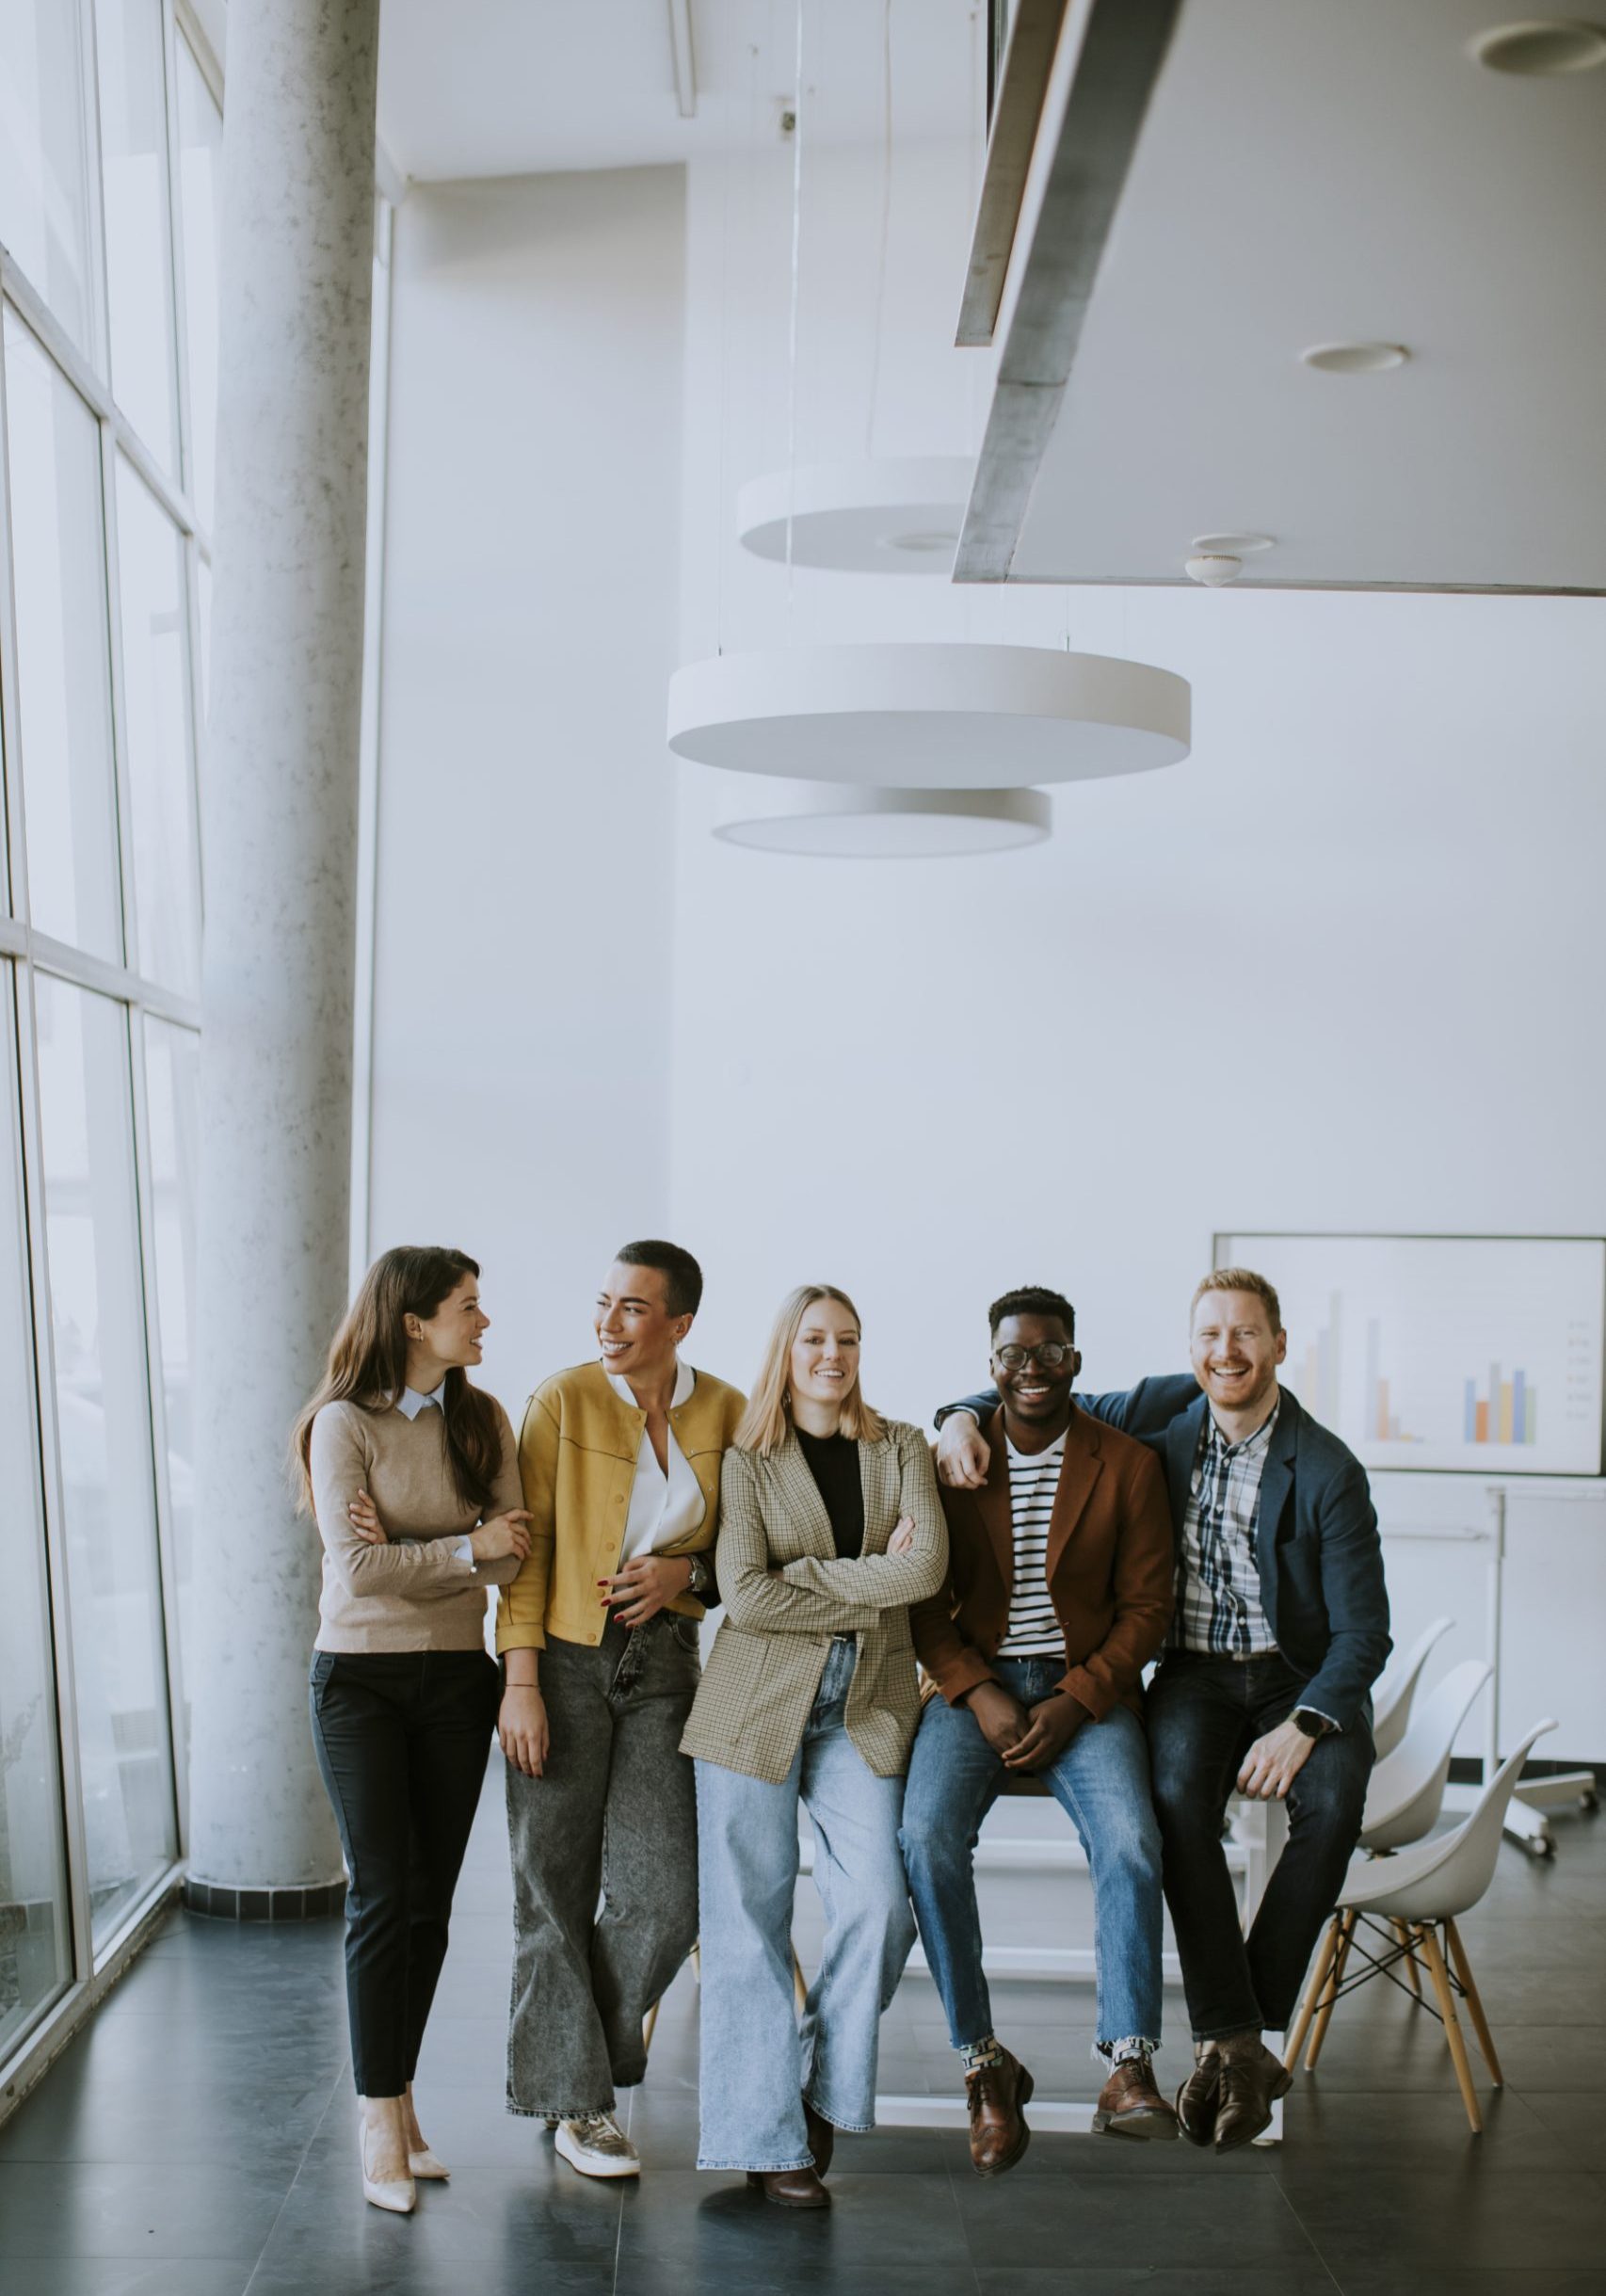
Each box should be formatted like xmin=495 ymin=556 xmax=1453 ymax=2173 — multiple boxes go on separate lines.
xmin=681 ymin=1284 xmax=948 ymax=2208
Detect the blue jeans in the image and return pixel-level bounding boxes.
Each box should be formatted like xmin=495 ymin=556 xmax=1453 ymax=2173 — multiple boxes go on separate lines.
xmin=694 ymin=1638 xmax=916 ymax=2171
xmin=899 ymin=1658 xmax=1164 ymax=2058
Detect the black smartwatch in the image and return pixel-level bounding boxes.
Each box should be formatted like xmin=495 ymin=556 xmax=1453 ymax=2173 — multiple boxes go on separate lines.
xmin=1293 ymin=1708 xmax=1334 ymax=1740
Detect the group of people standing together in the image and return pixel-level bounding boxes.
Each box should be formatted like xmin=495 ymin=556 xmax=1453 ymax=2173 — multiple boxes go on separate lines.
xmin=296 ymin=1235 xmax=1390 ymax=2216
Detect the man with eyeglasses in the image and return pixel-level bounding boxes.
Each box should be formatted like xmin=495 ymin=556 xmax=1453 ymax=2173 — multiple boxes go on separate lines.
xmin=900 ymin=1287 xmax=1176 ymax=2176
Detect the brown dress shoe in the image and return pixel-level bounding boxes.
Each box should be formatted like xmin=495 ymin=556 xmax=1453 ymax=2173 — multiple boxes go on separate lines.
xmin=1091 ymin=2053 xmax=1179 ymax=2140
xmin=802 ymin=2095 xmax=835 ymax=2178
xmin=1175 ymin=2045 xmax=1222 ymax=2147
xmin=965 ymin=2047 xmax=1035 ymax=2177
xmin=747 ymin=2166 xmax=830 ymax=2208
xmin=1213 ymin=2033 xmax=1292 ymax=2154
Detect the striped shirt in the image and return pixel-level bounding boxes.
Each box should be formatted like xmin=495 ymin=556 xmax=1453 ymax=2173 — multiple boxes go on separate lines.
xmin=997 ymin=1433 xmax=1066 ymax=1657
xmin=1174 ymin=1402 xmax=1279 ymax=1659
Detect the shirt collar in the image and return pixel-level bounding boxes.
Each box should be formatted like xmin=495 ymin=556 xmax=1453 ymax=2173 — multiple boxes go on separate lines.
xmin=1205 ymin=1392 xmax=1280 ymax=1457
xmin=605 ymin=1357 xmax=695 ymax=1412
xmin=395 ymin=1385 xmax=444 ymax=1421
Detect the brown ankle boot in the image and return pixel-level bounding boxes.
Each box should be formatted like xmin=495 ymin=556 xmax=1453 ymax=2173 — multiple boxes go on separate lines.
xmin=1175 ymin=2043 xmax=1222 ymax=2146
xmin=1213 ymin=2031 xmax=1292 ymax=2153
xmin=747 ymin=2166 xmax=830 ymax=2208
xmin=1092 ymin=2052 xmax=1178 ymax=2140
xmin=801 ymin=2095 xmax=835 ymax=2178
xmin=965 ymin=2047 xmax=1035 ymax=2176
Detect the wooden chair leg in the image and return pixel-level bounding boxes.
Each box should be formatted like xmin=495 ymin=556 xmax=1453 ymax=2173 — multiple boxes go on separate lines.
xmin=641 ymin=1998 xmax=661 ymax=2052
xmin=1285 ymin=1914 xmax=1340 ymax=2070
xmin=1445 ymin=1918 xmax=1503 ymax=2086
xmin=1418 ymin=1922 xmax=1484 ymax=2134
xmin=690 ymin=1941 xmax=701 ymax=1983
xmin=1393 ymin=1919 xmax=1422 ymax=2000
xmin=1306 ymin=1907 xmax=1357 ymax=2070
xmin=792 ymin=1944 xmax=809 ymax=2014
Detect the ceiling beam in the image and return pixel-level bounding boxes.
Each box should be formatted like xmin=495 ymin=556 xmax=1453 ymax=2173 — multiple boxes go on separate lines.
xmin=668 ymin=0 xmax=698 ymax=119
xmin=955 ymin=0 xmax=1182 ymax=583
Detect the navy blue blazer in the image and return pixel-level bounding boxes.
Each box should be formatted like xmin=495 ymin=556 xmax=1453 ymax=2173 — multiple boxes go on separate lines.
xmin=938 ymin=1374 xmax=1390 ymax=1731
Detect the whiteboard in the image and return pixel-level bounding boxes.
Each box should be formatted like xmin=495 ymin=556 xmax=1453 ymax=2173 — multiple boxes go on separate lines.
xmin=1213 ymin=1233 xmax=1606 ymax=1477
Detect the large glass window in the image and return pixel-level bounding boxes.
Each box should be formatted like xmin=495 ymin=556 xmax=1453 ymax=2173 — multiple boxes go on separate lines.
xmin=0 ymin=1 xmax=97 ymax=358
xmin=0 ymin=970 xmax=72 ymax=2057
xmin=34 ymin=975 xmax=176 ymax=1949
xmin=141 ymin=1016 xmax=198 ymax=1761
xmin=93 ymin=0 xmax=181 ymax=475
xmin=114 ymin=457 xmax=201 ymax=994
xmin=173 ymin=40 xmax=221 ymax=530
xmin=2 ymin=310 xmax=123 ymax=960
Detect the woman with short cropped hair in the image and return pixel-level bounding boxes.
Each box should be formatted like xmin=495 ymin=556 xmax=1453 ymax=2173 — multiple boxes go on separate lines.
xmin=682 ymin=1283 xmax=949 ymax=2208
xmin=296 ymin=1245 xmax=532 ymax=2216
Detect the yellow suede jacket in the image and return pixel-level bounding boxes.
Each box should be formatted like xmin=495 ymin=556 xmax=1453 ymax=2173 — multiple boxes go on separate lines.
xmin=496 ymin=1358 xmax=747 ymax=1654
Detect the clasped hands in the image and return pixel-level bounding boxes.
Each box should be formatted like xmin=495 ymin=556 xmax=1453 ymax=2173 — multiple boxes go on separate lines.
xmin=964 ymin=1678 xmax=1086 ymax=1772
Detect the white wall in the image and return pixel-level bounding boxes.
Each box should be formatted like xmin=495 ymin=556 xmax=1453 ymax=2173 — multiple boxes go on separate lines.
xmin=368 ymin=167 xmax=685 ymax=1389
xmin=669 ymin=145 xmax=1606 ymax=1759
xmin=366 ymin=144 xmax=1606 ymax=1759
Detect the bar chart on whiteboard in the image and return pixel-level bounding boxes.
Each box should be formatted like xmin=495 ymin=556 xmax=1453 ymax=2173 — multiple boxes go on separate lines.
xmin=1213 ymin=1234 xmax=1606 ymax=1476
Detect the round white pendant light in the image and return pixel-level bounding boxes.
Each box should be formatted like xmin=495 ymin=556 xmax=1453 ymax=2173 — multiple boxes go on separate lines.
xmin=736 ymin=458 xmax=972 ymax=572
xmin=667 ymin=643 xmax=1191 ymax=789
xmin=713 ymin=781 xmax=1052 ymax=859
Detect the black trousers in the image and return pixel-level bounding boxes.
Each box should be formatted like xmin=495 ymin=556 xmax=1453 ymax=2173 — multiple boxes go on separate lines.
xmin=310 ymin=1647 xmax=501 ymax=2096
xmin=1146 ymin=1649 xmax=1373 ymax=2041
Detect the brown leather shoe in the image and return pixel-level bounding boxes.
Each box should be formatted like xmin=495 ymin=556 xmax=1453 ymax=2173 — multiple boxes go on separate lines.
xmin=1091 ymin=2053 xmax=1178 ymax=2140
xmin=1176 ymin=2044 xmax=1222 ymax=2147
xmin=747 ymin=2167 xmax=830 ymax=2208
xmin=965 ymin=2047 xmax=1035 ymax=2176
xmin=1213 ymin=2032 xmax=1292 ymax=2154
xmin=801 ymin=2095 xmax=835 ymax=2178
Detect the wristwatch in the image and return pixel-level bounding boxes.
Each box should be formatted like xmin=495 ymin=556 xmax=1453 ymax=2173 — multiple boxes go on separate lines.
xmin=1293 ymin=1708 xmax=1336 ymax=1739
xmin=684 ymin=1551 xmax=715 ymax=1601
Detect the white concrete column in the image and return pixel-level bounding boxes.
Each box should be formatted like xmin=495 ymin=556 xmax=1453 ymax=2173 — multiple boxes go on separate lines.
xmin=186 ymin=0 xmax=381 ymax=1904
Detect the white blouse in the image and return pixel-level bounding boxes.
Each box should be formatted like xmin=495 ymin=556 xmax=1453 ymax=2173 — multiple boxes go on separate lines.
xmin=606 ymin=1358 xmax=708 ymax=1562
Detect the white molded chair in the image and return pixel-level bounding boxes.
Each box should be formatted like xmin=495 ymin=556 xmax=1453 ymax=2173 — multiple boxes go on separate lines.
xmin=1371 ymin=1615 xmax=1455 ymax=1760
xmin=1285 ymin=1717 xmax=1558 ymax=2131
xmin=1361 ymin=1658 xmax=1491 ymax=1854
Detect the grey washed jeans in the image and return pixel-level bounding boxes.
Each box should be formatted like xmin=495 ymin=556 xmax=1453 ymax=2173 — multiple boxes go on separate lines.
xmin=505 ymin=1613 xmax=700 ymax=2117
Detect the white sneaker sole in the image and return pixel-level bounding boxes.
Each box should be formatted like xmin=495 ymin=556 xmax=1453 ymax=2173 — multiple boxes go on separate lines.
xmin=554 ymin=2126 xmax=640 ymax=2179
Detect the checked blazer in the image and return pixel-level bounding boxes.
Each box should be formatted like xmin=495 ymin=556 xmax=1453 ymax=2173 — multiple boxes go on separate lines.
xmin=679 ymin=1420 xmax=949 ymax=1785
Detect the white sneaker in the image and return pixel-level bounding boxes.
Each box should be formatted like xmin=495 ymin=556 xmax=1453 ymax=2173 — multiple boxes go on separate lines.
xmin=554 ymin=2111 xmax=640 ymax=2178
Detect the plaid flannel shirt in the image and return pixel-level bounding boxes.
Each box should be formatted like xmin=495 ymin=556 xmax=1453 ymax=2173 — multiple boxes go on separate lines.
xmin=1173 ymin=1401 xmax=1280 ymax=1658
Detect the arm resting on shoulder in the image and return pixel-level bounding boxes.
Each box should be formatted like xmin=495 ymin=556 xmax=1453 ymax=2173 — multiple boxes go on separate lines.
xmin=1294 ymin=1462 xmax=1392 ymax=1731
xmin=933 ymin=1387 xmax=998 ymax=1431
xmin=779 ymin=1434 xmax=949 ymax=1609
xmin=715 ymin=1450 xmax=879 ymax=1636
xmin=495 ymin=1390 xmax=560 ymax=1655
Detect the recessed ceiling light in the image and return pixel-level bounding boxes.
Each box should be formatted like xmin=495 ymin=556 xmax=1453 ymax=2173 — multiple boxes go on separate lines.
xmin=1300 ymin=341 xmax=1411 ymax=374
xmin=884 ymin=529 xmax=959 ymax=554
xmin=1469 ymin=19 xmax=1606 ymax=73
xmin=1191 ymin=531 xmax=1274 ymax=554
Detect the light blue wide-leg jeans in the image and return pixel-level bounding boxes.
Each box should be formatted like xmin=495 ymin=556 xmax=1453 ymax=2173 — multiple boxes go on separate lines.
xmin=694 ymin=1639 xmax=916 ymax=2172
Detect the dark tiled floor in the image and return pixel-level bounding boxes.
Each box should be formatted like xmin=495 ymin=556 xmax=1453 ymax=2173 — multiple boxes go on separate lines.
xmin=3 ymin=1764 xmax=1605 ymax=2296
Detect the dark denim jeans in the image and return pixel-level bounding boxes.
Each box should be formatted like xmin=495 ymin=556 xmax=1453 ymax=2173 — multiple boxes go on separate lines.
xmin=1147 ymin=1649 xmax=1373 ymax=2040
xmin=309 ymin=1647 xmax=501 ymax=2096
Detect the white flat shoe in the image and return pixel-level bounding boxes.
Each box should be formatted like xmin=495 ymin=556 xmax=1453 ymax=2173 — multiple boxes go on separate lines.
xmin=360 ymin=2114 xmax=417 ymax=2214
xmin=408 ymin=2146 xmax=450 ymax=2179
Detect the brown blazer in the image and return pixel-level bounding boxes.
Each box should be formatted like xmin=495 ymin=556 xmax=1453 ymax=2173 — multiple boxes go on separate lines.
xmin=910 ymin=1402 xmax=1174 ymax=1719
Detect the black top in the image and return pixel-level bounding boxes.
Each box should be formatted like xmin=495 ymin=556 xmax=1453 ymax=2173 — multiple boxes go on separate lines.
xmin=795 ymin=1428 xmax=865 ymax=1561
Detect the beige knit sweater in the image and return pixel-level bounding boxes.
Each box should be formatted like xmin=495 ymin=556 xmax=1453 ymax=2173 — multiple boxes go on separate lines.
xmin=310 ymin=1392 xmax=525 ymax=1652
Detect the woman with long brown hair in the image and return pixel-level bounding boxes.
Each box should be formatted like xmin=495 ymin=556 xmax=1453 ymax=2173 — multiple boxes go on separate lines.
xmin=680 ymin=1283 xmax=948 ymax=2208
xmin=294 ymin=1245 xmax=532 ymax=2215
